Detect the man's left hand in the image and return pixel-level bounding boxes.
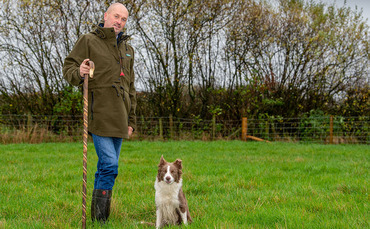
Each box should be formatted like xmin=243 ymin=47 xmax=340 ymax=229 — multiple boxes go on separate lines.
xmin=128 ymin=126 xmax=134 ymax=137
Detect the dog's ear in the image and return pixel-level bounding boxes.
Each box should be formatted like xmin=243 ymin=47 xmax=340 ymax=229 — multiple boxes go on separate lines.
xmin=174 ymin=159 xmax=182 ymax=169
xmin=158 ymin=155 xmax=166 ymax=167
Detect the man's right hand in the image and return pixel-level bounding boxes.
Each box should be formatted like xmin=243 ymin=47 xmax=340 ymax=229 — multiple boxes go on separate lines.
xmin=80 ymin=59 xmax=91 ymax=77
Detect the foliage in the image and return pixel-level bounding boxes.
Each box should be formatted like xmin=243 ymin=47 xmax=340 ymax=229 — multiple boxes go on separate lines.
xmin=338 ymin=84 xmax=370 ymax=117
xmin=53 ymin=86 xmax=83 ymax=115
xmin=298 ymin=109 xmax=330 ymax=141
xmin=0 ymin=0 xmax=369 ymax=121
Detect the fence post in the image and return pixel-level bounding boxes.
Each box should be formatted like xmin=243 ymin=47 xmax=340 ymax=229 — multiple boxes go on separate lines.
xmin=159 ymin=118 xmax=163 ymax=140
xmin=242 ymin=117 xmax=247 ymax=141
xmin=169 ymin=114 xmax=174 ymax=139
xmin=212 ymin=114 xmax=216 ymax=140
xmin=271 ymin=119 xmax=276 ymax=141
xmin=27 ymin=112 xmax=32 ymax=134
xmin=330 ymin=115 xmax=333 ymax=144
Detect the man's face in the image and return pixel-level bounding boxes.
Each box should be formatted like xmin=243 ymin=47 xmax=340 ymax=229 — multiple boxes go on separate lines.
xmin=104 ymin=5 xmax=128 ymax=36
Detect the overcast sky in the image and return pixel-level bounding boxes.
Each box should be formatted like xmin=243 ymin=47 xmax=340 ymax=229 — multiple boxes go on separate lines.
xmin=322 ymin=0 xmax=370 ymax=22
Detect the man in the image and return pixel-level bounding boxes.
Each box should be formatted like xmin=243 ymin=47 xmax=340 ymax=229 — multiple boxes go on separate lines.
xmin=63 ymin=3 xmax=136 ymax=223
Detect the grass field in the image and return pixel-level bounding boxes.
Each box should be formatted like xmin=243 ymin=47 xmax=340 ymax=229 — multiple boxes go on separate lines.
xmin=0 ymin=141 xmax=369 ymax=228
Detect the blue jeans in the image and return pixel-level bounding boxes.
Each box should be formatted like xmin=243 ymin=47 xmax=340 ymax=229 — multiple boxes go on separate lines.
xmin=92 ymin=134 xmax=123 ymax=190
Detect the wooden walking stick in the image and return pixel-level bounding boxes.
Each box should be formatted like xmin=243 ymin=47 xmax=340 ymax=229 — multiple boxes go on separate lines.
xmin=82 ymin=60 xmax=94 ymax=229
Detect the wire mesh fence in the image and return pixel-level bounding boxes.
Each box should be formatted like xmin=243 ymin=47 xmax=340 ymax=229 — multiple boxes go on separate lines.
xmin=0 ymin=114 xmax=368 ymax=144
xmin=244 ymin=116 xmax=369 ymax=144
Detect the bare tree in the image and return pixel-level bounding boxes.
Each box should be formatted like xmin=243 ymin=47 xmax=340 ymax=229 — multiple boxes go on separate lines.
xmin=0 ymin=0 xmax=108 ymax=115
xmin=223 ymin=0 xmax=370 ymax=117
xmin=131 ymin=0 xmax=239 ymax=118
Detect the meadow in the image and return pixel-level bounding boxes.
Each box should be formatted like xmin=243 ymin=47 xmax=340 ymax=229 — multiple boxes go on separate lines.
xmin=0 ymin=141 xmax=369 ymax=228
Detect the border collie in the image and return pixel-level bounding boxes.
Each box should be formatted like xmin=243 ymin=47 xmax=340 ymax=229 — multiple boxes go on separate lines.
xmin=154 ymin=155 xmax=192 ymax=228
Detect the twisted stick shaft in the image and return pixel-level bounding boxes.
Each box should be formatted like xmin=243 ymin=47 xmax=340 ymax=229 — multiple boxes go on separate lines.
xmin=82 ymin=73 xmax=88 ymax=229
xmin=81 ymin=60 xmax=94 ymax=229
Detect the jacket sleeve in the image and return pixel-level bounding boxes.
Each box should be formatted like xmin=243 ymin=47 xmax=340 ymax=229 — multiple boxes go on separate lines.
xmin=128 ymin=48 xmax=137 ymax=131
xmin=63 ymin=35 xmax=89 ymax=86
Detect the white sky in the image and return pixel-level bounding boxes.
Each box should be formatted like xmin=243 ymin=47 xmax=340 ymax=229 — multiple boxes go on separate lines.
xmin=322 ymin=0 xmax=370 ymax=22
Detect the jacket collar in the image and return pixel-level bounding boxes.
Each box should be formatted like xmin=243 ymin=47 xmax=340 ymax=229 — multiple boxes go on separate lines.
xmin=92 ymin=23 xmax=130 ymax=44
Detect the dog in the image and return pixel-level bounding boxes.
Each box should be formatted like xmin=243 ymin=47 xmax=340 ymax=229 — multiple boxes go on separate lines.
xmin=154 ymin=155 xmax=192 ymax=228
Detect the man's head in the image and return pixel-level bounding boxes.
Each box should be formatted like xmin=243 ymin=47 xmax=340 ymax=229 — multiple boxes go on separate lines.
xmin=104 ymin=3 xmax=129 ymax=36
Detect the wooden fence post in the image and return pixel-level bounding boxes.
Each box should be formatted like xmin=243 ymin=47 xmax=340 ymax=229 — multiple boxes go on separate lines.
xmin=27 ymin=112 xmax=33 ymax=136
xmin=330 ymin=115 xmax=333 ymax=144
xmin=265 ymin=120 xmax=269 ymax=140
xmin=271 ymin=119 xmax=276 ymax=141
xmin=159 ymin=118 xmax=163 ymax=140
xmin=212 ymin=114 xmax=216 ymax=140
xmin=242 ymin=117 xmax=247 ymax=141
xmin=169 ymin=114 xmax=174 ymax=139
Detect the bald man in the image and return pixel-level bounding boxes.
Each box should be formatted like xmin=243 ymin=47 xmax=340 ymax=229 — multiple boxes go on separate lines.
xmin=63 ymin=3 xmax=136 ymax=223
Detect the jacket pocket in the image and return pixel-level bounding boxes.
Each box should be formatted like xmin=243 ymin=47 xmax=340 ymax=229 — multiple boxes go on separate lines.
xmin=120 ymin=86 xmax=125 ymax=102
xmin=124 ymin=90 xmax=131 ymax=112
xmin=112 ymin=83 xmax=126 ymax=102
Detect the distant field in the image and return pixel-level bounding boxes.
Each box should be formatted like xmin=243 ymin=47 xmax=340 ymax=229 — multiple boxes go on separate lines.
xmin=0 ymin=141 xmax=369 ymax=228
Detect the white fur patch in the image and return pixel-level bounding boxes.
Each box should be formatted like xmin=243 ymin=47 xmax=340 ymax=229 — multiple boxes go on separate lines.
xmin=164 ymin=165 xmax=175 ymax=184
xmin=155 ymin=177 xmax=183 ymax=227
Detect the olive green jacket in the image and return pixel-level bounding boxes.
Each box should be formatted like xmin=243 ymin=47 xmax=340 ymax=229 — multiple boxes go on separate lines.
xmin=63 ymin=25 xmax=136 ymax=139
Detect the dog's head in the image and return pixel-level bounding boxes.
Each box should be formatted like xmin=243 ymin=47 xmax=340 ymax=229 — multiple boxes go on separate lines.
xmin=157 ymin=155 xmax=183 ymax=184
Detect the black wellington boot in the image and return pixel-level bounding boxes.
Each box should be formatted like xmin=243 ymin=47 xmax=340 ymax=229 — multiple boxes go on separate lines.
xmin=91 ymin=189 xmax=112 ymax=224
xmin=91 ymin=189 xmax=97 ymax=221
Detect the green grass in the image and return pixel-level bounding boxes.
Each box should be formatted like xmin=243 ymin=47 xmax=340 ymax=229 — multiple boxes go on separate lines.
xmin=0 ymin=141 xmax=369 ymax=228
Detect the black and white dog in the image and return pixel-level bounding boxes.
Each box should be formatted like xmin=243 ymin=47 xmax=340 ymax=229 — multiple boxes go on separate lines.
xmin=154 ymin=155 xmax=192 ymax=228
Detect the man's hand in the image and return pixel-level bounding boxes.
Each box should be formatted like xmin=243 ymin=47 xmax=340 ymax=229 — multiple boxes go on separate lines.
xmin=80 ymin=59 xmax=91 ymax=77
xmin=128 ymin=126 xmax=134 ymax=137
